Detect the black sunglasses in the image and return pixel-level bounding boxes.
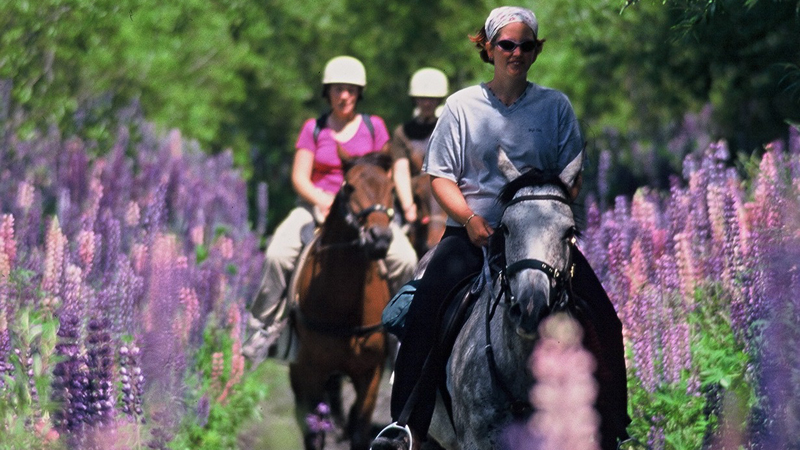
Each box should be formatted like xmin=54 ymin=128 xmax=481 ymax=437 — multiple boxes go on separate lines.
xmin=495 ymin=40 xmax=537 ymax=53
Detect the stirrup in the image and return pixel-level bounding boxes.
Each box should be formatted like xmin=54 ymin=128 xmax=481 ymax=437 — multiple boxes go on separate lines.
xmin=371 ymin=422 xmax=413 ymax=450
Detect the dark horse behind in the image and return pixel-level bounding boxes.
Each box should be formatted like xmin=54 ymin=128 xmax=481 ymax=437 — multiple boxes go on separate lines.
xmin=290 ymin=149 xmax=396 ymax=450
xmin=426 ymin=148 xmax=629 ymax=450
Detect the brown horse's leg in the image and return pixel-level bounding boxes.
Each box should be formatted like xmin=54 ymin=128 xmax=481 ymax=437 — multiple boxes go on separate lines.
xmin=347 ymin=363 xmax=384 ymax=450
xmin=290 ymin=362 xmax=330 ymax=450
xmin=325 ymin=373 xmax=347 ymax=428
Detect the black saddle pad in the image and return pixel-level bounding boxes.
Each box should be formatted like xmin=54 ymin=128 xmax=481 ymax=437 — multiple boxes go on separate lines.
xmin=433 ymin=271 xmax=483 ymax=361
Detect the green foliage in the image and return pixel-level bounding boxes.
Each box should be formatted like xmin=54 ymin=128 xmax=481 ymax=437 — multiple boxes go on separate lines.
xmin=2 ymin=0 xmax=798 ymax=229
xmin=169 ymin=322 xmax=269 ymax=450
xmin=626 ymin=284 xmax=755 ymax=449
xmin=0 ymin=279 xmax=62 ymax=450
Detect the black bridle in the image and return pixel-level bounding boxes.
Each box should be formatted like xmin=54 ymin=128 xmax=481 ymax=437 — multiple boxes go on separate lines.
xmin=316 ymin=181 xmax=395 ymax=252
xmin=484 ymin=192 xmax=577 ymax=418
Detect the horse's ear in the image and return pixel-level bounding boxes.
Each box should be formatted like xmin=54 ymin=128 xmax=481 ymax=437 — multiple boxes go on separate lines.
xmin=337 ymin=143 xmax=355 ymax=171
xmin=558 ymin=149 xmax=584 ymax=197
xmin=497 ymin=146 xmax=522 ymax=181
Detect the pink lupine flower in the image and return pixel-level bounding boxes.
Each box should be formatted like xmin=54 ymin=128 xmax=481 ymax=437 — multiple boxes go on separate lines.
xmin=674 ymin=232 xmax=697 ymax=304
xmin=130 ymin=243 xmax=147 ymax=274
xmin=42 ymin=218 xmax=67 ymax=295
xmin=16 ymin=180 xmax=35 ymax=211
xmin=62 ymin=264 xmax=86 ymax=320
xmin=124 ymin=201 xmax=141 ymax=227
xmin=168 ymin=129 xmax=182 ymax=158
xmin=529 ymin=313 xmax=600 ymax=450
xmin=177 ymin=287 xmax=200 ymax=344
xmin=0 ymin=236 xmax=10 ymax=284
xmin=210 ymin=352 xmax=224 ymax=396
xmin=214 ymin=236 xmax=234 ymax=260
xmin=0 ymin=214 xmax=15 ymax=267
xmin=190 ymin=225 xmax=204 ymax=246
xmin=81 ymin=177 xmax=104 ymax=230
xmin=77 ymin=229 xmax=96 ymax=270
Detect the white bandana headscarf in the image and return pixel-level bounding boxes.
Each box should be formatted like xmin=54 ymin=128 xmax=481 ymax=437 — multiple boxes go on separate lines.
xmin=485 ymin=6 xmax=538 ymax=42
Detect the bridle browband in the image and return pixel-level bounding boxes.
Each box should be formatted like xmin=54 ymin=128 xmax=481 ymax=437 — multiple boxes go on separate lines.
xmin=484 ymin=191 xmax=577 ymax=418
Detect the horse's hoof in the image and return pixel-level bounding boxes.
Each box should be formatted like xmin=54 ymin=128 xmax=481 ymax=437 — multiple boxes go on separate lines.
xmin=370 ymin=436 xmax=409 ymax=450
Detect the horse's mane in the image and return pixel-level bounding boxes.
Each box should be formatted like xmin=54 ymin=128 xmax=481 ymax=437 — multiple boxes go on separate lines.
xmin=342 ymin=151 xmax=393 ymax=174
xmin=496 ymin=168 xmax=570 ymax=206
xmin=495 ymin=168 xmax=585 ymax=236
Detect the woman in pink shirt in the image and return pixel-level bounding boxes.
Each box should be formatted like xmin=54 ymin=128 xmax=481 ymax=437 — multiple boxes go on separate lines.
xmin=244 ymin=56 xmax=417 ymax=361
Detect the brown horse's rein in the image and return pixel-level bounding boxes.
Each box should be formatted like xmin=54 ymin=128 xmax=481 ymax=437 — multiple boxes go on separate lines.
xmin=294 ymin=308 xmax=384 ymax=338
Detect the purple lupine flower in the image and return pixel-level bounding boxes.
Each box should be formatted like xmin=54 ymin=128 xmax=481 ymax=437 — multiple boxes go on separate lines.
xmin=85 ymin=317 xmax=114 ymax=427
xmin=256 ymin=181 xmax=269 ymax=236
xmin=195 ymin=394 xmax=210 ymax=428
xmin=306 ymin=402 xmax=335 ymax=433
xmin=119 ymin=343 xmax=145 ymax=421
xmin=597 ymin=150 xmax=611 ymax=211
xmin=752 ymin=240 xmax=800 ymax=449
xmin=52 ymin=314 xmax=89 ymax=437
xmin=648 ymin=417 xmax=666 ymax=449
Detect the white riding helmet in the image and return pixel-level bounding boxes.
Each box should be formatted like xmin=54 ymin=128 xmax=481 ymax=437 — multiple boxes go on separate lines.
xmin=409 ymin=67 xmax=448 ymax=98
xmin=322 ymin=55 xmax=367 ymax=87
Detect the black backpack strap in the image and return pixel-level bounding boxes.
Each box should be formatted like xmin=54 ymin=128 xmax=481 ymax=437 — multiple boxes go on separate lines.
xmin=361 ymin=113 xmax=375 ymax=146
xmin=313 ymin=112 xmax=329 ymax=144
xmin=314 ymin=112 xmax=375 ymax=147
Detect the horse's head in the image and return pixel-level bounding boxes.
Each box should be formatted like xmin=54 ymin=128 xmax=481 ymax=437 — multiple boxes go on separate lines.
xmin=330 ymin=146 xmax=395 ymax=260
xmin=495 ymin=147 xmax=583 ymax=339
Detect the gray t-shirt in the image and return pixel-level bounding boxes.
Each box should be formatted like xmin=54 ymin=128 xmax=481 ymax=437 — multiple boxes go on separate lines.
xmin=423 ymin=82 xmax=584 ymax=226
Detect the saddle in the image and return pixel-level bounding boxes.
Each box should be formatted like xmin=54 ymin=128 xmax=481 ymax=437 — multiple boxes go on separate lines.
xmin=388 ymin=233 xmax=507 ymax=430
xmin=263 ymin=223 xmax=320 ymax=363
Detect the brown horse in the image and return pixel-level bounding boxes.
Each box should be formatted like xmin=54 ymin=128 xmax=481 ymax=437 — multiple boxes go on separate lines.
xmin=290 ymin=149 xmax=395 ymax=450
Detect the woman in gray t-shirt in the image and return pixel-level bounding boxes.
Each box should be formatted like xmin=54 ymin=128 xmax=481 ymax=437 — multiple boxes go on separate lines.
xmin=379 ymin=7 xmax=630 ymax=450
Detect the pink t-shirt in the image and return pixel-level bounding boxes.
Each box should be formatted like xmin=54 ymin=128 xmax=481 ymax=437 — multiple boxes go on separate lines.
xmin=295 ymin=115 xmax=390 ymax=194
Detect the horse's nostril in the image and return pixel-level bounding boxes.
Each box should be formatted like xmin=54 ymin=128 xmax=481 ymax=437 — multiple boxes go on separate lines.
xmin=363 ymin=225 xmax=392 ymax=260
xmin=509 ymin=303 xmax=522 ymax=320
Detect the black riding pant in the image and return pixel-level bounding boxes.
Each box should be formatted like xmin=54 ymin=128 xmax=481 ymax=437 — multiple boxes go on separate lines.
xmin=389 ymin=226 xmax=630 ymax=442
xmin=390 ymin=227 xmax=481 ymax=434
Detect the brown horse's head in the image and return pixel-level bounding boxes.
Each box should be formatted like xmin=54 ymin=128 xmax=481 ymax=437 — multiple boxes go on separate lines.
xmin=326 ymin=145 xmax=395 ymax=260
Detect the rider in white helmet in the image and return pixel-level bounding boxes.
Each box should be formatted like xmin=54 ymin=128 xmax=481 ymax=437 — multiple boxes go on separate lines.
xmin=390 ymin=67 xmax=449 ymax=254
xmin=244 ymin=56 xmax=417 ymax=362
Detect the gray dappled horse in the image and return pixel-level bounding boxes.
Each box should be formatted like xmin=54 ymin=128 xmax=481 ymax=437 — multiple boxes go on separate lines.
xmin=426 ymin=148 xmax=596 ymax=450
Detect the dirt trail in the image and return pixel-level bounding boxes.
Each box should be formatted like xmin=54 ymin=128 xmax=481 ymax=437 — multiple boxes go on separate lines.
xmin=238 ymin=360 xmax=395 ymax=450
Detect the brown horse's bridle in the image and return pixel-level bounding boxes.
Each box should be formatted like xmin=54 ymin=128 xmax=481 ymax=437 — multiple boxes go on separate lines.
xmin=315 ymin=182 xmax=395 ymax=252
